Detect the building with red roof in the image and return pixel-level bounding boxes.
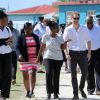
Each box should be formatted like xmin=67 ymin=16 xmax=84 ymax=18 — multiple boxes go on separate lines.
xmin=8 ymin=5 xmax=57 ymax=15
xmin=8 ymin=5 xmax=57 ymax=30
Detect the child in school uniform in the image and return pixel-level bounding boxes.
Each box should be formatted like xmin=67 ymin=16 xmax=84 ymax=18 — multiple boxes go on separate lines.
xmin=0 ymin=11 xmax=12 ymax=100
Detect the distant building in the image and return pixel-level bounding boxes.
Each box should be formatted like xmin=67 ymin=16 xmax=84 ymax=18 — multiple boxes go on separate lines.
xmin=53 ymin=1 xmax=100 ymax=25
xmin=0 ymin=8 xmax=6 ymax=12
xmin=7 ymin=5 xmax=57 ymax=30
xmin=67 ymin=0 xmax=100 ymax=3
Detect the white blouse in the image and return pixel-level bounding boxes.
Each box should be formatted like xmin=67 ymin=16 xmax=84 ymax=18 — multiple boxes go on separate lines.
xmin=0 ymin=27 xmax=12 ymax=54
xmin=42 ymin=34 xmax=64 ymax=60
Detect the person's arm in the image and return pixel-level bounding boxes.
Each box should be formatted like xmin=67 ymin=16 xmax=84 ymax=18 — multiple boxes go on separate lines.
xmin=16 ymin=35 xmax=25 ymax=62
xmin=5 ymin=27 xmax=13 ymax=45
xmin=61 ymin=39 xmax=72 ymax=50
xmin=6 ymin=37 xmax=12 ymax=46
xmin=36 ymin=43 xmax=46 ymax=63
xmin=61 ymin=42 xmax=67 ymax=50
xmin=84 ymin=27 xmax=91 ymax=60
xmin=63 ymin=28 xmax=71 ymax=60
xmin=87 ymin=41 xmax=91 ymax=61
xmin=36 ymin=34 xmax=47 ymax=63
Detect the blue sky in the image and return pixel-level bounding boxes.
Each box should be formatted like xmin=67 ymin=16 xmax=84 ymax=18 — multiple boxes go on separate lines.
xmin=0 ymin=0 xmax=56 ymax=11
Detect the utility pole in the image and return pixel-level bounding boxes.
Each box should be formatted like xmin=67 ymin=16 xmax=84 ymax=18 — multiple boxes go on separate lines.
xmin=7 ymin=0 xmax=10 ymax=12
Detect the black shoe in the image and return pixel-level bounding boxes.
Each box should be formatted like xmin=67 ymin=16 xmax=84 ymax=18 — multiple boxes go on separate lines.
xmin=28 ymin=91 xmax=34 ymax=98
xmin=88 ymin=91 xmax=93 ymax=95
xmin=54 ymin=94 xmax=59 ymax=99
xmin=79 ymin=89 xmax=87 ymax=98
xmin=87 ymin=89 xmax=94 ymax=95
xmin=47 ymin=94 xmax=51 ymax=100
xmin=72 ymin=95 xmax=79 ymax=100
xmin=25 ymin=91 xmax=30 ymax=98
xmin=2 ymin=97 xmax=6 ymax=100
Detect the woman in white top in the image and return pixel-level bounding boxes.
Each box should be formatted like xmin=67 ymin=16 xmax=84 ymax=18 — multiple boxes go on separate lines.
xmin=0 ymin=11 xmax=12 ymax=100
xmin=36 ymin=22 xmax=66 ymax=99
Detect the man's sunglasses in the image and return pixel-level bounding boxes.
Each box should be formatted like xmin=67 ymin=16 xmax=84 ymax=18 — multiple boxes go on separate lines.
xmin=87 ymin=22 xmax=93 ymax=25
xmin=73 ymin=17 xmax=79 ymax=20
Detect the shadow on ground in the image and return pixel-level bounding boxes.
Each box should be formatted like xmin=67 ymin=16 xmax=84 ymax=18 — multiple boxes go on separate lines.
xmin=30 ymin=97 xmax=100 ymax=100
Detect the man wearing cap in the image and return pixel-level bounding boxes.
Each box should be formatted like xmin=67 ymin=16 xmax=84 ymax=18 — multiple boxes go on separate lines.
xmin=86 ymin=16 xmax=100 ymax=95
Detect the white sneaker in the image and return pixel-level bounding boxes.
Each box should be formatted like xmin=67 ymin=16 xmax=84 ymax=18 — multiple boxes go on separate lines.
xmin=96 ymin=91 xmax=100 ymax=95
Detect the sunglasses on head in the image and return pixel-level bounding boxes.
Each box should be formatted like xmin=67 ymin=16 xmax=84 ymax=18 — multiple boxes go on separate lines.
xmin=73 ymin=17 xmax=79 ymax=20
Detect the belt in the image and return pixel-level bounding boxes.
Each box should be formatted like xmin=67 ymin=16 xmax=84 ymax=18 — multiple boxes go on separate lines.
xmin=69 ymin=50 xmax=86 ymax=54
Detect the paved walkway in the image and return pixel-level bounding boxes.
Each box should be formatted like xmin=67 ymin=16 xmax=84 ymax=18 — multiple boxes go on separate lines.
xmin=10 ymin=67 xmax=100 ymax=100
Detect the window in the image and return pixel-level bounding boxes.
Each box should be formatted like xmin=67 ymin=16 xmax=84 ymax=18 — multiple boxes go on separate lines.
xmin=87 ymin=10 xmax=95 ymax=16
xmin=66 ymin=11 xmax=73 ymax=23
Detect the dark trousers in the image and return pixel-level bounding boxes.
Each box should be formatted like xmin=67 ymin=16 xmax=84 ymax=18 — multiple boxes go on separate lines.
xmin=0 ymin=53 xmax=12 ymax=98
xmin=69 ymin=50 xmax=88 ymax=96
xmin=12 ymin=51 xmax=17 ymax=80
xmin=87 ymin=48 xmax=100 ymax=92
xmin=96 ymin=72 xmax=100 ymax=91
xmin=44 ymin=59 xmax=63 ymax=94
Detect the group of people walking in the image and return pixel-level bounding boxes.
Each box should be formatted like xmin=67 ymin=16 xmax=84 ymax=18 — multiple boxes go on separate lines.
xmin=0 ymin=10 xmax=100 ymax=100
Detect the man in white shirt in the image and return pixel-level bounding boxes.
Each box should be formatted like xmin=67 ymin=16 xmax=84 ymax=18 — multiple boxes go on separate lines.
xmin=33 ymin=18 xmax=51 ymax=73
xmin=63 ymin=12 xmax=91 ymax=99
xmin=86 ymin=16 xmax=100 ymax=95
xmin=33 ymin=17 xmax=46 ymax=39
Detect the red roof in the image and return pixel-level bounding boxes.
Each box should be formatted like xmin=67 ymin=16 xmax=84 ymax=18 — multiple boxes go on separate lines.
xmin=7 ymin=5 xmax=57 ymax=15
xmin=53 ymin=1 xmax=100 ymax=6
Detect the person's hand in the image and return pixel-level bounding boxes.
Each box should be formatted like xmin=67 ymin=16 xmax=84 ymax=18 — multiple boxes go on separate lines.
xmin=36 ymin=57 xmax=40 ymax=64
xmin=87 ymin=51 xmax=91 ymax=61
xmin=18 ymin=55 xmax=25 ymax=62
xmin=66 ymin=54 xmax=71 ymax=61
xmin=6 ymin=37 xmax=12 ymax=46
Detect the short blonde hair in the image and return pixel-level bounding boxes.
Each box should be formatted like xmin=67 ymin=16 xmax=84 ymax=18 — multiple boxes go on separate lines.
xmin=71 ymin=12 xmax=80 ymax=18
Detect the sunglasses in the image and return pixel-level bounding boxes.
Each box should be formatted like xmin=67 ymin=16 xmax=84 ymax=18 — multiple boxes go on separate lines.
xmin=87 ymin=22 xmax=93 ymax=25
xmin=73 ymin=17 xmax=79 ymax=20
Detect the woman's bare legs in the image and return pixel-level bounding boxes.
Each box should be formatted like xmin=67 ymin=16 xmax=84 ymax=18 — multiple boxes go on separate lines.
xmin=22 ymin=71 xmax=30 ymax=97
xmin=28 ymin=70 xmax=36 ymax=97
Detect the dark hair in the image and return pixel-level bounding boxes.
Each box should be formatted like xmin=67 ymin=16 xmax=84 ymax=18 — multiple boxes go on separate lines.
xmin=33 ymin=22 xmax=37 ymax=29
xmin=60 ymin=24 xmax=65 ymax=29
xmin=86 ymin=16 xmax=93 ymax=22
xmin=0 ymin=11 xmax=8 ymax=19
xmin=49 ymin=22 xmax=59 ymax=30
xmin=24 ymin=22 xmax=32 ymax=30
xmin=39 ymin=17 xmax=44 ymax=22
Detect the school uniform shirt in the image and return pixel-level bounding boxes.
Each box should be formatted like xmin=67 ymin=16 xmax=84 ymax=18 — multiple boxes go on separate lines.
xmin=0 ymin=26 xmax=12 ymax=54
xmin=42 ymin=33 xmax=64 ymax=60
xmin=33 ymin=22 xmax=46 ymax=39
xmin=86 ymin=25 xmax=100 ymax=50
xmin=63 ymin=25 xmax=91 ymax=51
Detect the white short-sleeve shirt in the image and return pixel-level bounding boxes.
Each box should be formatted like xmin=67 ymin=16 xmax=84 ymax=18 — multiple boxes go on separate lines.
xmin=63 ymin=25 xmax=91 ymax=51
xmin=86 ymin=25 xmax=100 ymax=50
xmin=0 ymin=26 xmax=12 ymax=54
xmin=42 ymin=34 xmax=64 ymax=60
xmin=33 ymin=22 xmax=46 ymax=39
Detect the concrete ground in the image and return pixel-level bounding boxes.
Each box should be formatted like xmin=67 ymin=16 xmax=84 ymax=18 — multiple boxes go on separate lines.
xmin=9 ymin=67 xmax=100 ymax=100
